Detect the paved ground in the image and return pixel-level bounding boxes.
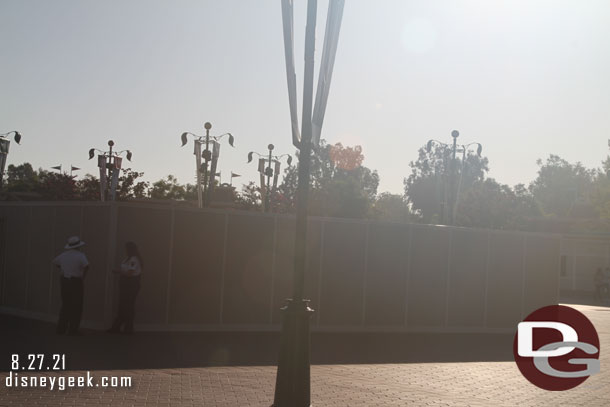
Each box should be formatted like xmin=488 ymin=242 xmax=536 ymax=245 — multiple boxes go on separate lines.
xmin=1 ymin=304 xmax=608 ymax=406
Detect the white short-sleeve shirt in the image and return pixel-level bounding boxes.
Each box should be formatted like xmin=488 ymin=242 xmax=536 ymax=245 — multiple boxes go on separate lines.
xmin=120 ymin=256 xmax=142 ymax=276
xmin=53 ymin=250 xmax=89 ymax=278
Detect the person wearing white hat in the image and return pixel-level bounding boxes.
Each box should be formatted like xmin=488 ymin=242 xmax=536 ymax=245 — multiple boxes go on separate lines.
xmin=52 ymin=236 xmax=89 ymax=335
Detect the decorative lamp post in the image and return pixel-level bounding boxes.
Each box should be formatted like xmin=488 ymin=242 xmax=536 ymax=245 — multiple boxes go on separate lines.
xmin=274 ymin=0 xmax=345 ymax=405
xmin=426 ymin=130 xmax=482 ymax=225
xmin=0 ymin=131 xmax=22 ymax=190
xmin=180 ymin=122 xmax=234 ymax=208
xmin=88 ymin=140 xmax=132 ymax=201
xmin=247 ymin=144 xmax=292 ymax=212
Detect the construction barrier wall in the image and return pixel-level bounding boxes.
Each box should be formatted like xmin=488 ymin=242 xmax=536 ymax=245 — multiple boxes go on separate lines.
xmin=559 ymin=236 xmax=610 ymax=295
xmin=0 ymin=202 xmax=561 ymax=333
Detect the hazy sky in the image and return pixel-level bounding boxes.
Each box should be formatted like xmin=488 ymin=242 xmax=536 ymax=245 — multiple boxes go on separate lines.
xmin=2 ymin=0 xmax=610 ymax=194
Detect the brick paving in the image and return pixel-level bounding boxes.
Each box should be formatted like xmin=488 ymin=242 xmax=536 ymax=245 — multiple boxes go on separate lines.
xmin=1 ymin=304 xmax=609 ymax=406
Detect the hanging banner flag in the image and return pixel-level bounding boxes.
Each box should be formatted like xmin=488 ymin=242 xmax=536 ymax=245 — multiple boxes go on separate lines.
xmin=258 ymin=158 xmax=266 ymax=211
xmin=311 ymin=0 xmax=345 ymax=146
xmin=273 ymin=160 xmax=281 ymax=189
xmin=260 ymin=172 xmax=267 ymax=211
xmin=0 ymin=139 xmax=9 ymax=180
xmin=281 ymin=0 xmax=301 ymax=147
xmin=51 ymin=165 xmax=62 ymax=171
xmin=212 ymin=140 xmax=221 ymax=159
xmin=109 ymin=166 xmax=120 ymax=201
xmin=108 ymin=156 xmax=122 ymax=201
xmin=0 ymin=139 xmax=9 ymax=155
xmin=97 ymin=155 xmax=107 ymax=201
xmin=194 ymin=140 xmax=203 ymax=208
xmin=208 ymin=140 xmax=221 ymax=197
xmin=71 ymin=166 xmax=80 ymax=172
xmin=0 ymin=155 xmax=6 ymax=181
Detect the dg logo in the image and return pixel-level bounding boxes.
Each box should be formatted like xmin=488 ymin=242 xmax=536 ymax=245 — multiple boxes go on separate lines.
xmin=513 ymin=305 xmax=600 ymax=391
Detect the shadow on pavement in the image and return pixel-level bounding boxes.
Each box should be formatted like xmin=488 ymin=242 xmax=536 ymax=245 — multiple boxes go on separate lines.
xmin=1 ymin=314 xmax=514 ymax=372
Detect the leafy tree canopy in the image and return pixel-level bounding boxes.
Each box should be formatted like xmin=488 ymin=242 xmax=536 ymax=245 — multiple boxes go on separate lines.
xmin=277 ymin=140 xmax=379 ymax=218
xmin=529 ymin=155 xmax=596 ymax=218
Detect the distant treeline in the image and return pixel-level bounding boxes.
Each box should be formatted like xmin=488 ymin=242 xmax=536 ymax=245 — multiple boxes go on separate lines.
xmin=3 ymin=140 xmax=610 ymax=234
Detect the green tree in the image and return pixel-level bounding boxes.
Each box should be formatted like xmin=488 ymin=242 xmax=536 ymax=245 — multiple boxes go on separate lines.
xmin=38 ymin=172 xmax=78 ymax=200
xmin=236 ymin=181 xmax=262 ymax=210
xmin=530 ymin=155 xmax=595 ymax=217
xmin=371 ymin=192 xmax=414 ymax=222
xmin=148 ymin=175 xmax=186 ymax=200
xmin=117 ymin=169 xmax=148 ymax=199
xmin=278 ymin=140 xmax=379 ymax=218
xmin=3 ymin=162 xmax=149 ymax=201
xmin=5 ymin=163 xmax=40 ymax=192
xmin=457 ymin=179 xmax=541 ymax=230
xmin=76 ymin=174 xmax=101 ymax=200
xmin=404 ymin=143 xmax=488 ymax=223
xmin=5 ymin=164 xmax=78 ymax=199
xmin=73 ymin=169 xmax=148 ymax=201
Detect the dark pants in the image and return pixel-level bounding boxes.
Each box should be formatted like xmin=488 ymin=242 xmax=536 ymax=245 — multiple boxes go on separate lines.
xmin=111 ymin=275 xmax=140 ymax=333
xmin=57 ymin=276 xmax=83 ymax=334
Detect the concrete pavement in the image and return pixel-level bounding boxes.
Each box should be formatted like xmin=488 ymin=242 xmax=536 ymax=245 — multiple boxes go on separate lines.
xmin=1 ymin=304 xmax=608 ymax=406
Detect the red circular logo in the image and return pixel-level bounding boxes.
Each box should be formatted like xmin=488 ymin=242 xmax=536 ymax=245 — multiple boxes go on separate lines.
xmin=513 ymin=305 xmax=600 ymax=391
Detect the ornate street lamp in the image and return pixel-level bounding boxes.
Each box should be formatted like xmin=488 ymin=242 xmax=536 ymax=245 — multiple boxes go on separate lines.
xmin=88 ymin=140 xmax=132 ymax=201
xmin=0 ymin=131 xmax=22 ymax=190
xmin=426 ymin=130 xmax=482 ymax=225
xmin=247 ymin=144 xmax=292 ymax=212
xmin=274 ymin=0 xmax=345 ymax=405
xmin=180 ymin=122 xmax=234 ymax=208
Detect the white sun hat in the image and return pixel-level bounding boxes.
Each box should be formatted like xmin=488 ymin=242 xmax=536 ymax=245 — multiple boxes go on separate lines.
xmin=64 ymin=236 xmax=86 ymax=249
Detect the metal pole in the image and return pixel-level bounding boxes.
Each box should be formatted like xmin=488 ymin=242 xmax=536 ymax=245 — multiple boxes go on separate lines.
xmin=266 ymin=145 xmax=273 ymax=212
xmin=449 ymin=131 xmax=458 ymax=225
xmin=195 ymin=140 xmax=203 ymax=208
xmin=203 ymin=122 xmax=211 ymax=206
xmin=273 ymin=1 xmax=316 ymax=406
xmin=295 ymin=0 xmax=316 ymax=304
xmin=107 ymin=141 xmax=114 ymax=201
xmin=0 ymin=137 xmax=9 ymax=191
xmin=440 ymin=149 xmax=449 ymax=225
xmin=453 ymin=148 xmax=466 ymax=225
